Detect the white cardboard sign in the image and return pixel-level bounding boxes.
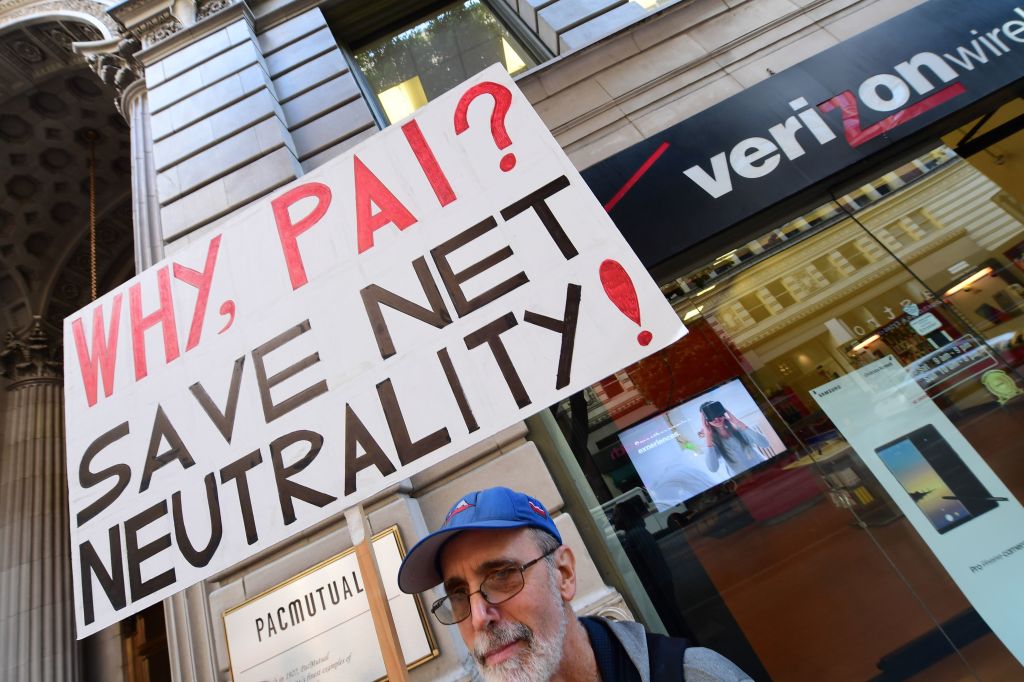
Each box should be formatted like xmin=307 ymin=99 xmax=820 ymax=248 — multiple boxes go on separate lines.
xmin=63 ymin=65 xmax=685 ymax=638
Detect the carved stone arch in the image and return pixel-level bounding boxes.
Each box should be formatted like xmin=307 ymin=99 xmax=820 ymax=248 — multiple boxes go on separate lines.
xmin=0 ymin=4 xmax=141 ymax=110
xmin=0 ymin=1 xmax=119 ymax=37
xmin=0 ymin=9 xmax=135 ymax=342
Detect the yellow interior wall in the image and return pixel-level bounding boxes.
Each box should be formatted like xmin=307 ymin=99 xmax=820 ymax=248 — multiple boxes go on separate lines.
xmin=942 ymin=99 xmax=1024 ymax=204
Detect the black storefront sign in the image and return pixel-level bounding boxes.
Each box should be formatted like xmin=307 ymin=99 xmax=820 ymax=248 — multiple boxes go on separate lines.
xmin=582 ymin=0 xmax=1024 ymax=268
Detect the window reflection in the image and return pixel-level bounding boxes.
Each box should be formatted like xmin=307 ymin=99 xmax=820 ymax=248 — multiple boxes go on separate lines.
xmin=353 ymin=0 xmax=537 ymax=124
xmin=550 ymin=141 xmax=1024 ymax=679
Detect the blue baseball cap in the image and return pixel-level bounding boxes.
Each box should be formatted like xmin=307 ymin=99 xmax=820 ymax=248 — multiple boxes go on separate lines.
xmin=398 ymin=487 xmax=562 ymax=594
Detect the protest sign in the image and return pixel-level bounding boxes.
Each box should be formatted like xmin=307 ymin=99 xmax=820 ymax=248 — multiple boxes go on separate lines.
xmin=63 ymin=64 xmax=686 ymax=638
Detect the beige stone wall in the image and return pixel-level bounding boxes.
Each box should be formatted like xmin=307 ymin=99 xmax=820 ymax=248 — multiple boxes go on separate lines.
xmin=136 ymin=3 xmax=375 ymax=245
xmin=517 ymin=0 xmax=929 ymax=169
xmin=125 ymin=0 xmax=937 ymax=251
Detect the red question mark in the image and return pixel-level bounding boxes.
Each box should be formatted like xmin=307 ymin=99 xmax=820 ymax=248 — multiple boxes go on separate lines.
xmin=454 ymin=81 xmax=516 ymax=172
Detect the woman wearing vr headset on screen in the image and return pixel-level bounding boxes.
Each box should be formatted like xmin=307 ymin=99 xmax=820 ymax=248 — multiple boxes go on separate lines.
xmin=700 ymin=400 xmax=770 ymax=476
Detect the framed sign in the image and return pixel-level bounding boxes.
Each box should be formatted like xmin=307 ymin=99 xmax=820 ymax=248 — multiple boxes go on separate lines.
xmin=223 ymin=526 xmax=438 ymax=682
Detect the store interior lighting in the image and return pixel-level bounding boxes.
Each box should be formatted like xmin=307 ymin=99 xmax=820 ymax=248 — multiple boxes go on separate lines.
xmin=943 ymin=266 xmax=994 ymax=296
xmin=851 ymin=334 xmax=881 ymax=352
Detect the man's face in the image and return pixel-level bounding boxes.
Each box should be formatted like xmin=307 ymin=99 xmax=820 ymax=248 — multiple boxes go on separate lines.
xmin=439 ymin=528 xmax=574 ymax=682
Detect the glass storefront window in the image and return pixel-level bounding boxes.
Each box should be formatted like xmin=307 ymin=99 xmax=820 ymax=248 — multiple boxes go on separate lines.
xmin=352 ymin=0 xmax=537 ymax=124
xmin=538 ymin=129 xmax=1024 ymax=679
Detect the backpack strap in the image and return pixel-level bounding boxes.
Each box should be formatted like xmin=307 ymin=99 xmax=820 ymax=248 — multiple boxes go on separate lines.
xmin=646 ymin=631 xmax=690 ymax=681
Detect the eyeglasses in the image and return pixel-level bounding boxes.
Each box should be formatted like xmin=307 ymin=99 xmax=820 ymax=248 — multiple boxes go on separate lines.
xmin=431 ymin=547 xmax=558 ymax=625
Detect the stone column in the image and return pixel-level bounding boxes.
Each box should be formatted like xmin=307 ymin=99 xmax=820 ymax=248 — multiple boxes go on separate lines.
xmin=119 ymin=52 xmax=218 ymax=682
xmin=117 ymin=22 xmax=214 ymax=682
xmin=122 ymin=78 xmax=165 ymax=271
xmin=71 ymin=35 xmax=151 ymax=682
xmin=76 ymin=36 xmax=158 ymax=272
xmin=0 ymin=319 xmax=78 ymax=682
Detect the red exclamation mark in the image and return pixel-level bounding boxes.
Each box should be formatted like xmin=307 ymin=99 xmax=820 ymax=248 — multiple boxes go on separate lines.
xmin=600 ymin=259 xmax=652 ymax=346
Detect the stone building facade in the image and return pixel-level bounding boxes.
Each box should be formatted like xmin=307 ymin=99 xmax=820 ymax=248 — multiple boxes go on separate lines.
xmin=11 ymin=1 xmax=1024 ymax=681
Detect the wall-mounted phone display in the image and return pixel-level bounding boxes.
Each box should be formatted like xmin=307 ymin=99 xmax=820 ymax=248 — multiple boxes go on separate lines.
xmin=811 ymin=357 xmax=1024 ymax=664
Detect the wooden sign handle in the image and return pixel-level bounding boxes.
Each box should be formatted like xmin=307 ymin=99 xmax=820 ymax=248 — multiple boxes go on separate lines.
xmin=346 ymin=506 xmax=410 ymax=682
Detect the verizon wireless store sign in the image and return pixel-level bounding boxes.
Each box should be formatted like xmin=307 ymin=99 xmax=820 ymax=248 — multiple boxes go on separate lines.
xmin=64 ymin=65 xmax=685 ymax=638
xmin=583 ymin=0 xmax=1024 ymax=266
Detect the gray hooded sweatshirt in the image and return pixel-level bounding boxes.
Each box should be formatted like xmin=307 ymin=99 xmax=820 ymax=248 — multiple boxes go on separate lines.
xmin=604 ymin=619 xmax=754 ymax=682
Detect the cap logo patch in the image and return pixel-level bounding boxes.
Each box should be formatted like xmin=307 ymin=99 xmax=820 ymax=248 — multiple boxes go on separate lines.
xmin=445 ymin=499 xmax=474 ymax=524
xmin=528 ymin=500 xmax=547 ymax=517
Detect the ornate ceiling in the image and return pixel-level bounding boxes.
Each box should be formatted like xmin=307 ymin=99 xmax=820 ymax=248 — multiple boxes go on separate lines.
xmin=0 ymin=17 xmax=103 ymax=99
xmin=0 ymin=16 xmax=135 ymax=343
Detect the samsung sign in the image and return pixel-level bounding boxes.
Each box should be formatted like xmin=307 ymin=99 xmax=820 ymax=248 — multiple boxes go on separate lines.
xmin=582 ymin=0 xmax=1024 ymax=267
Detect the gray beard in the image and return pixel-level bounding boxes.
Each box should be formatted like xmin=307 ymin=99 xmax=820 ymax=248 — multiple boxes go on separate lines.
xmin=471 ymin=585 xmax=568 ymax=682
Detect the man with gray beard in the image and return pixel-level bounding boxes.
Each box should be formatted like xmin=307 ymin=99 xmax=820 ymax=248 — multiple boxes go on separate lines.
xmin=398 ymin=487 xmax=751 ymax=681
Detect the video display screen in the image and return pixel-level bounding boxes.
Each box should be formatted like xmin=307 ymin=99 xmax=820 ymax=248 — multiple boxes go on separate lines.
xmin=618 ymin=378 xmax=785 ymax=509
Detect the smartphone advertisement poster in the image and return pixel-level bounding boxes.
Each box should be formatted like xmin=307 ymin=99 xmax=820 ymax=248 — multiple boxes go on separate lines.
xmin=810 ymin=356 xmax=1024 ymax=664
